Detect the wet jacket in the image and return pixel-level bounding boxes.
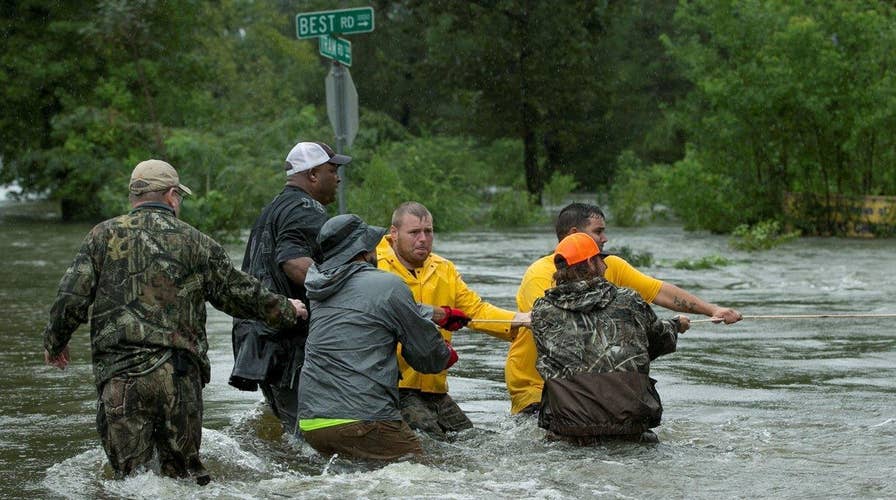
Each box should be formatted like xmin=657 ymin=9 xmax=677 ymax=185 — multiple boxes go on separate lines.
xmin=43 ymin=204 xmax=298 ymax=389
xmin=506 ymin=253 xmax=664 ymax=413
xmin=531 ymin=276 xmax=678 ymax=437
xmin=376 ymin=238 xmax=515 ymax=394
xmin=297 ymin=261 xmax=450 ymax=421
xmin=230 ymin=186 xmax=326 ymax=391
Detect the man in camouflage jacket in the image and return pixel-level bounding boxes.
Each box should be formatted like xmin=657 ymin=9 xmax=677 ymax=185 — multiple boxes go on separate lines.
xmin=530 ymin=233 xmax=690 ymax=443
xmin=43 ymin=159 xmax=307 ymax=484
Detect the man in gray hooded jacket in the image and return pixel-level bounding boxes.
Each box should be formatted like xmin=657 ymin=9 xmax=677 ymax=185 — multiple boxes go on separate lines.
xmin=296 ymin=214 xmax=455 ymax=460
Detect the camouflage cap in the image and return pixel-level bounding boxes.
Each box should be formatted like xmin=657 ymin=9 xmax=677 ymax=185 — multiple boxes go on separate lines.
xmin=129 ymin=159 xmax=193 ymax=196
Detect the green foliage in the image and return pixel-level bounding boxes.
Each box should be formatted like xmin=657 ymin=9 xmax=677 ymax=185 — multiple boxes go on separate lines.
xmin=664 ymin=0 xmax=896 ymax=234
xmin=542 ymin=171 xmax=580 ymax=207
xmin=610 ymin=246 xmax=654 ymax=268
xmin=658 ymin=147 xmax=745 ymax=233
xmin=8 ymin=0 xmax=896 ymax=239
xmin=345 ymin=156 xmax=413 ymax=227
xmin=729 ymin=220 xmax=800 ymax=251
xmin=180 ymin=190 xmax=244 ymax=241
xmin=346 ymin=136 xmax=519 ymax=231
xmin=486 ymin=190 xmax=546 ymax=228
xmin=609 ymin=150 xmax=661 ymax=227
xmin=673 ymin=255 xmax=731 ymax=270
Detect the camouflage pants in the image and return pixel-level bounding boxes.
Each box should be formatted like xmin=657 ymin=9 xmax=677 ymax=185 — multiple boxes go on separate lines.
xmin=97 ymin=358 xmax=208 ymax=483
xmin=398 ymin=389 xmax=473 ymax=440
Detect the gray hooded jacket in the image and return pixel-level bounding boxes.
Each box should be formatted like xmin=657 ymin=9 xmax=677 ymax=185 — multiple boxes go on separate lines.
xmin=297 ymin=261 xmax=449 ymax=422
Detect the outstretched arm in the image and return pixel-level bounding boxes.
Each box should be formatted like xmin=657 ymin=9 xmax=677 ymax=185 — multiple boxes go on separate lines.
xmin=653 ymin=282 xmax=742 ymax=324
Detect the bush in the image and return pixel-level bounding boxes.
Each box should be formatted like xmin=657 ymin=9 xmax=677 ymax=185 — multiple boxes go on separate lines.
xmin=181 ymin=189 xmax=244 ymax=241
xmin=674 ymin=255 xmax=731 ymax=270
xmin=608 ymin=151 xmax=658 ymax=227
xmin=610 ymin=245 xmax=654 ymax=268
xmin=346 ymin=136 xmax=527 ymax=231
xmin=486 ymin=189 xmax=545 ymax=228
xmin=542 ymin=171 xmax=580 ymax=207
xmin=729 ymin=220 xmax=800 ymax=251
xmin=658 ymin=148 xmax=747 ymax=233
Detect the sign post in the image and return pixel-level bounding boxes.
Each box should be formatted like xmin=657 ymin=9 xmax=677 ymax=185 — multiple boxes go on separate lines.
xmin=325 ymin=64 xmax=358 ymax=214
xmin=296 ymin=6 xmax=374 ymax=213
xmin=319 ymin=35 xmax=352 ymax=67
xmin=296 ymin=7 xmax=374 ymax=39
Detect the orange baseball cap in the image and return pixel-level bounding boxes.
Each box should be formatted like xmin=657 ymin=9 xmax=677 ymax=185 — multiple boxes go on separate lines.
xmin=554 ymin=232 xmax=607 ymax=267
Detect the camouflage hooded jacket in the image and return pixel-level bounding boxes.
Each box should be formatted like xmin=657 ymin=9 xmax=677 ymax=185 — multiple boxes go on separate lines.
xmin=43 ymin=204 xmax=298 ymax=389
xmin=530 ymin=276 xmax=679 ymax=436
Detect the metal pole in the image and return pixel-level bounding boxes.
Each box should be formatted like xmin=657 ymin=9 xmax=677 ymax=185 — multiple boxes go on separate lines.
xmin=333 ymin=62 xmax=347 ymax=214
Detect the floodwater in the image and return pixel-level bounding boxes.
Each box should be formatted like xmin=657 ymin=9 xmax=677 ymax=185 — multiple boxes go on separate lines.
xmin=1 ymin=200 xmax=894 ymax=499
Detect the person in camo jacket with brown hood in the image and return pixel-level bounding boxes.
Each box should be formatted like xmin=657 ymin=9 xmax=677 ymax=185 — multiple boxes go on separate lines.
xmin=530 ymin=233 xmax=690 ymax=444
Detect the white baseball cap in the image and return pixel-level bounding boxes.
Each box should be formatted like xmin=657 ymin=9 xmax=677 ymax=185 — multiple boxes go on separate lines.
xmin=285 ymin=142 xmax=352 ymax=176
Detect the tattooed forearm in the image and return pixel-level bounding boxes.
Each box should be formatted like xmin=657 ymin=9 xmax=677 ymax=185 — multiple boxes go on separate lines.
xmin=671 ymin=295 xmax=698 ymax=313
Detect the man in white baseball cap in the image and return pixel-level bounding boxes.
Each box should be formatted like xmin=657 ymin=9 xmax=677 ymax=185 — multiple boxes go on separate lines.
xmin=284 ymin=141 xmax=351 ymax=177
xmin=231 ymin=141 xmax=351 ymax=434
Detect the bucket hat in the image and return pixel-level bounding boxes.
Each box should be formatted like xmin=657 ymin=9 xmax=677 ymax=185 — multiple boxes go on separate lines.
xmin=317 ymin=214 xmax=386 ymax=270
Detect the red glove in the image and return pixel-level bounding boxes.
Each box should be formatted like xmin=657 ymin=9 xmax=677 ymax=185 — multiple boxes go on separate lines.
xmin=444 ymin=341 xmax=459 ymax=370
xmin=436 ymin=306 xmax=471 ymax=331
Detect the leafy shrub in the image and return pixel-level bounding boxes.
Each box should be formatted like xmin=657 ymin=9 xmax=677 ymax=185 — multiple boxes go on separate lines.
xmin=486 ymin=189 xmax=545 ymax=228
xmin=181 ymin=189 xmax=244 ymax=241
xmin=610 ymin=245 xmax=654 ymax=268
xmin=345 ymin=156 xmax=412 ymax=227
xmin=608 ymin=151 xmax=658 ymax=227
xmin=542 ymin=171 xmax=580 ymax=207
xmin=346 ymin=136 xmax=527 ymax=231
xmin=658 ymin=148 xmax=748 ymax=233
xmin=729 ymin=220 xmax=800 ymax=251
xmin=674 ymin=255 xmax=731 ymax=270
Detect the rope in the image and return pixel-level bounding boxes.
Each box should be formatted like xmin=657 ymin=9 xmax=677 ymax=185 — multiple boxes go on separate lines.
xmin=469 ymin=313 xmax=896 ymax=325
xmin=690 ymin=313 xmax=896 ymax=323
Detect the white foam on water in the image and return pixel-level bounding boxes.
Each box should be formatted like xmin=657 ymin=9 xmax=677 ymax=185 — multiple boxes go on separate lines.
xmin=202 ymin=427 xmax=270 ymax=473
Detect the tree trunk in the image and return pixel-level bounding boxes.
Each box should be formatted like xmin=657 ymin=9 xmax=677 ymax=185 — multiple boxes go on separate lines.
xmin=518 ymin=0 xmax=543 ymax=203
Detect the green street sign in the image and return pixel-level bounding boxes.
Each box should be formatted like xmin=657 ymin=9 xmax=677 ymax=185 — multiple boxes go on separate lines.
xmin=319 ymin=35 xmax=352 ymax=66
xmin=296 ymin=7 xmax=375 ymax=39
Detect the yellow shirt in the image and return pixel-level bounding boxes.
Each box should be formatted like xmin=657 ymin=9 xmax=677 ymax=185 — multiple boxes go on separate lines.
xmin=377 ymin=237 xmax=515 ymax=393
xmin=505 ymin=253 xmax=663 ymax=413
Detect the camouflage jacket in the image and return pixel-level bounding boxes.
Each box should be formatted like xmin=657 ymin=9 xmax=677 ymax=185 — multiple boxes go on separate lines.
xmin=43 ymin=204 xmax=298 ymax=389
xmin=530 ymin=277 xmax=679 ymax=436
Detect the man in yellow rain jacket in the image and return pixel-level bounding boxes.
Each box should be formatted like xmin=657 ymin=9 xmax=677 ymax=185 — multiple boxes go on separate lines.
xmin=506 ymin=203 xmax=743 ymax=415
xmin=378 ymin=201 xmax=530 ymax=438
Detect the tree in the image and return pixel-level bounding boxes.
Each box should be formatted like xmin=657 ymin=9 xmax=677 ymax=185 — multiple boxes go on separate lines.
xmin=663 ymin=0 xmax=896 ymax=233
xmin=355 ymin=0 xmax=608 ymax=202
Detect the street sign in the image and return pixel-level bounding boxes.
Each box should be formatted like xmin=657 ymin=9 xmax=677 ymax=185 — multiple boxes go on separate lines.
xmin=325 ymin=64 xmax=359 ymax=214
xmin=296 ymin=7 xmax=375 ymax=39
xmin=319 ymin=35 xmax=352 ymax=66
xmin=325 ymin=64 xmax=359 ymax=148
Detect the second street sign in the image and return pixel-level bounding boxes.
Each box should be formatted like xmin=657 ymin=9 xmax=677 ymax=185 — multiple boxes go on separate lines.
xmin=296 ymin=7 xmax=375 ymax=39
xmin=319 ymin=35 xmax=352 ymax=66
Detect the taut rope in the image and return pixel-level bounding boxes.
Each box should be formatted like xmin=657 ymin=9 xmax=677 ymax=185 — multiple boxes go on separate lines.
xmin=690 ymin=313 xmax=896 ymax=323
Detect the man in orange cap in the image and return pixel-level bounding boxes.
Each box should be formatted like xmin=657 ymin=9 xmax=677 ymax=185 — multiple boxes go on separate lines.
xmin=530 ymin=232 xmax=690 ymax=443
xmin=507 ymin=203 xmax=742 ymax=415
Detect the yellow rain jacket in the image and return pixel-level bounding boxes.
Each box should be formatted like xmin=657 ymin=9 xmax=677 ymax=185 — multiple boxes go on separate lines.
xmin=377 ymin=237 xmax=515 ymax=394
xmin=505 ymin=253 xmax=663 ymax=413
